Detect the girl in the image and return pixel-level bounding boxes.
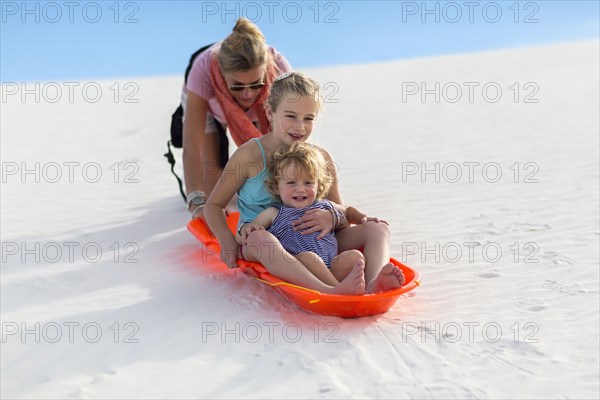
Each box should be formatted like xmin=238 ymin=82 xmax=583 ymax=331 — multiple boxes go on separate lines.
xmin=204 ymin=72 xmax=404 ymax=295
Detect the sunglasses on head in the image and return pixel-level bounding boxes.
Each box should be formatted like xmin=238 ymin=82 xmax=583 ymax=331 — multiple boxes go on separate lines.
xmin=229 ymin=82 xmax=265 ymax=92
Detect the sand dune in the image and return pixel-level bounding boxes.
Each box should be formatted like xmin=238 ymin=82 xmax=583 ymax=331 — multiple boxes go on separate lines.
xmin=1 ymin=40 xmax=598 ymax=398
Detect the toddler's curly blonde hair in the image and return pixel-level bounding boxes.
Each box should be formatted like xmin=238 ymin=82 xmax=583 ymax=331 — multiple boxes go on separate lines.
xmin=266 ymin=142 xmax=335 ymax=201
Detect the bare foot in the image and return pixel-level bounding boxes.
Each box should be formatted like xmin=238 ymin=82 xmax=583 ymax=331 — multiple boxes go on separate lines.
xmin=326 ymin=259 xmax=366 ymax=296
xmin=366 ymin=263 xmax=405 ymax=294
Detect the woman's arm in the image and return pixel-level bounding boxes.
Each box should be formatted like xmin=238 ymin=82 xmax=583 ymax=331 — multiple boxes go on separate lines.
xmin=182 ymin=91 xmax=208 ymax=193
xmin=182 ymin=91 xmax=209 ymax=199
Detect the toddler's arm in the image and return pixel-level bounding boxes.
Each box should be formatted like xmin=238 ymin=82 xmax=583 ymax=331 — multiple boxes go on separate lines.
xmin=238 ymin=207 xmax=278 ymax=245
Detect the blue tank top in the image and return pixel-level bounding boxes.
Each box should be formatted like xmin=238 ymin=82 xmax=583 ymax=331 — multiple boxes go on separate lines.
xmin=237 ymin=138 xmax=280 ymax=226
xmin=268 ymin=200 xmax=339 ymax=268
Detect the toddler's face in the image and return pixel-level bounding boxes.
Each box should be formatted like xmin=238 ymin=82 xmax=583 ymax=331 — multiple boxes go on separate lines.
xmin=277 ymin=163 xmax=317 ymax=209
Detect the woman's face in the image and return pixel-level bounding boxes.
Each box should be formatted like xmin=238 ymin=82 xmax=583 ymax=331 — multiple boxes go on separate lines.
xmin=223 ymin=65 xmax=266 ymax=109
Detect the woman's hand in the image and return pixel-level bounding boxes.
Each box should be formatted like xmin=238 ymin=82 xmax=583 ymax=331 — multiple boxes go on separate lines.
xmin=219 ymin=235 xmax=240 ymax=269
xmin=239 ymin=223 xmax=265 ymax=245
xmin=291 ymin=209 xmax=335 ymax=239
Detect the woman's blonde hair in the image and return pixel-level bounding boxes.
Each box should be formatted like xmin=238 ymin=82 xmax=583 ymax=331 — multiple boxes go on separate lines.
xmin=217 ymin=17 xmax=269 ymax=73
xmin=266 ymin=71 xmax=322 ymax=112
xmin=266 ymin=142 xmax=334 ymax=201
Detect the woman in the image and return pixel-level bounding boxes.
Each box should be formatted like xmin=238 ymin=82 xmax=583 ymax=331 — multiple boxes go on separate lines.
xmin=183 ymin=17 xmax=291 ymax=219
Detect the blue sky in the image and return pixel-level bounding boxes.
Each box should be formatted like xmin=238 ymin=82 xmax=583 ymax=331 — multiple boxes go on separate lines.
xmin=1 ymin=0 xmax=598 ymax=81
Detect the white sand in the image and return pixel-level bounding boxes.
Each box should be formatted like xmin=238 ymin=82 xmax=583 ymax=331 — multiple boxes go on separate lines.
xmin=1 ymin=40 xmax=598 ymax=399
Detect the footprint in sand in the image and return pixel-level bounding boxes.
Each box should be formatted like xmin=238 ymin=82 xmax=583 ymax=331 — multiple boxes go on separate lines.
xmin=527 ymin=304 xmax=546 ymax=312
xmin=516 ymin=298 xmax=546 ymax=312
xmin=542 ymin=280 xmax=586 ymax=295
xmin=229 ymin=293 xmax=263 ymax=310
xmin=478 ymin=271 xmax=501 ymax=279
xmin=540 ymin=251 xmax=573 ymax=266
xmin=516 ymin=222 xmax=552 ymax=232
xmin=206 ymin=273 xmax=233 ymax=282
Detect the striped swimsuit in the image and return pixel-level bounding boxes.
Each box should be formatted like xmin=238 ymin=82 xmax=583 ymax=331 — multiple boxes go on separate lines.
xmin=268 ymin=200 xmax=338 ymax=268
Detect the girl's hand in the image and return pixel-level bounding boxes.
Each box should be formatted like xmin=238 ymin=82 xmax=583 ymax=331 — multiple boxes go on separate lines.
xmin=239 ymin=223 xmax=265 ymax=245
xmin=359 ymin=216 xmax=389 ymax=226
xmin=292 ymin=209 xmax=334 ymax=240
xmin=219 ymin=235 xmax=240 ymax=269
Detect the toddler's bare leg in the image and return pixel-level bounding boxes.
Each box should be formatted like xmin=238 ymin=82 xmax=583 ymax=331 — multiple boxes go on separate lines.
xmin=244 ymin=230 xmax=364 ymax=295
xmin=330 ymin=250 xmax=365 ymax=282
xmin=295 ymin=252 xmax=339 ymax=286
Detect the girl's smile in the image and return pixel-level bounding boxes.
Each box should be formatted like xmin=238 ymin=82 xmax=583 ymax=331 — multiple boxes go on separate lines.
xmin=268 ymin=95 xmax=319 ymax=145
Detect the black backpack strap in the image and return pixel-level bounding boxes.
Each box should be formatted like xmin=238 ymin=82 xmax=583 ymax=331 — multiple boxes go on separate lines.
xmin=170 ymin=104 xmax=184 ymax=148
xmin=164 ymin=117 xmax=229 ymax=203
xmin=215 ymin=119 xmax=230 ymax=168
xmin=164 ymin=140 xmax=187 ymax=202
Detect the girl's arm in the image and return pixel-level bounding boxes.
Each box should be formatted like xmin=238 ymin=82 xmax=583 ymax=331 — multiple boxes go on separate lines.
xmin=329 ymin=201 xmax=389 ymax=228
xmin=204 ymin=146 xmax=252 ymax=268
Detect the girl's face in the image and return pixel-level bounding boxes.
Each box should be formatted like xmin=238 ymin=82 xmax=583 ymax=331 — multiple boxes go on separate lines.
xmin=268 ymin=95 xmax=319 ymax=145
xmin=276 ymin=163 xmax=318 ymax=209
xmin=224 ymin=65 xmax=266 ymax=109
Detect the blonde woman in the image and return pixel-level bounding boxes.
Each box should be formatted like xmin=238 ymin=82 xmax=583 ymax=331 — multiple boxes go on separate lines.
xmin=183 ymin=17 xmax=291 ymax=219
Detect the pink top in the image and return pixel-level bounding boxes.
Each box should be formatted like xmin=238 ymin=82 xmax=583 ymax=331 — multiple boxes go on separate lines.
xmin=186 ymin=42 xmax=292 ymax=125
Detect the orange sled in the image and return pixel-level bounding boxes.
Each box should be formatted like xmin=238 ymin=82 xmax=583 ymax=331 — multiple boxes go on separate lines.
xmin=188 ymin=212 xmax=421 ymax=318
